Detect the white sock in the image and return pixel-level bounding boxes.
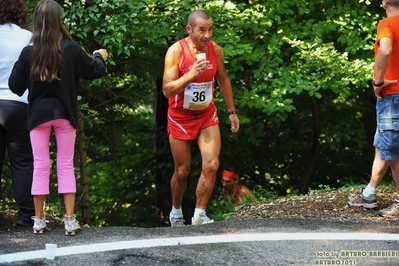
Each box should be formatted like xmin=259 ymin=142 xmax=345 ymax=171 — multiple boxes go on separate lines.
xmin=34 ymin=217 xmax=45 ymax=222
xmin=362 ymin=184 xmax=376 ymax=197
xmin=193 ymin=208 xmax=205 ymax=219
xmin=171 ymin=206 xmax=182 ymax=217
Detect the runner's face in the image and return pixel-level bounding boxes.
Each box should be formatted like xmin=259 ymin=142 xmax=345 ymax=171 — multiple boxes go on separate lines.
xmin=222 ymin=177 xmax=237 ymax=192
xmin=190 ymin=18 xmax=213 ymax=49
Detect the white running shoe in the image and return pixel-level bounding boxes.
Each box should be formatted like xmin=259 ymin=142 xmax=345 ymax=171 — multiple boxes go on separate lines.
xmin=32 ymin=216 xmax=47 ymax=234
xmin=170 ymin=215 xmax=185 ymax=227
xmin=191 ymin=212 xmax=214 ymax=226
xmin=64 ymin=214 xmax=81 ymax=236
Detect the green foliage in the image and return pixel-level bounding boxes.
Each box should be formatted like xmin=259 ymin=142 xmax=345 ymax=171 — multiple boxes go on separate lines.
xmin=340 ymin=175 xmax=396 ymax=190
xmin=208 ymin=200 xmax=236 ymax=221
xmin=308 ymin=184 xmax=332 ymax=194
xmin=252 ymin=186 xmax=279 ymax=202
xmin=214 ymin=0 xmax=382 ymax=197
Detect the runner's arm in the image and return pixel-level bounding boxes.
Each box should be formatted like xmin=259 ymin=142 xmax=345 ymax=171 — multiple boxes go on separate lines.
xmin=214 ymin=43 xmax=239 ymax=131
xmin=162 ymin=43 xmax=207 ymax=99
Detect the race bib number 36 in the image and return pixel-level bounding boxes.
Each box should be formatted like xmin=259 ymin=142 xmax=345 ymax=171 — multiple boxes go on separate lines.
xmin=183 ymin=81 xmax=212 ymax=110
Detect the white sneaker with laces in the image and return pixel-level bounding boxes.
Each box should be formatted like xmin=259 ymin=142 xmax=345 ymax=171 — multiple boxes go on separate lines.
xmin=191 ymin=212 xmax=214 ymax=226
xmin=32 ymin=216 xmax=47 ymax=234
xmin=169 ymin=211 xmax=185 ymax=227
xmin=64 ymin=214 xmax=81 ymax=236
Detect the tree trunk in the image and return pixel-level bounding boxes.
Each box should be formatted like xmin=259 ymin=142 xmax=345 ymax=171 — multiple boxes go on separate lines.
xmin=77 ymin=119 xmax=90 ymax=225
xmin=153 ymin=77 xmax=170 ymax=226
xmin=258 ymin=142 xmax=269 ymax=190
xmin=299 ymin=96 xmax=320 ymax=194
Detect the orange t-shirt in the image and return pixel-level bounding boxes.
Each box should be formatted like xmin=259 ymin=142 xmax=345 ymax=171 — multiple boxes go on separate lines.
xmin=374 ymin=15 xmax=399 ymax=96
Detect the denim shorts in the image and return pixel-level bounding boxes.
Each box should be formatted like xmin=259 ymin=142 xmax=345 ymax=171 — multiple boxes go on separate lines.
xmin=373 ymin=94 xmax=399 ymax=160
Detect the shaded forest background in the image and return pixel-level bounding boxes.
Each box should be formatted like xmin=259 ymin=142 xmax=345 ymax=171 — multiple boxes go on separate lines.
xmin=0 ymin=0 xmax=390 ymax=227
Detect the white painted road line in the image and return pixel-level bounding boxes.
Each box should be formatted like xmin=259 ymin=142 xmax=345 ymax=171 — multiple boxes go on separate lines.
xmin=1 ymin=232 xmax=399 ymax=263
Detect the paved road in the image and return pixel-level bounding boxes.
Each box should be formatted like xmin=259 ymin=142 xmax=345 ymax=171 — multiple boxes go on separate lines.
xmin=1 ymin=218 xmax=399 ymax=266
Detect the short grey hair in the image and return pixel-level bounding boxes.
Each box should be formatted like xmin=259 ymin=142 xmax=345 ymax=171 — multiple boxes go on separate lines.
xmin=385 ymin=0 xmax=399 ymax=6
xmin=187 ymin=10 xmax=212 ymax=27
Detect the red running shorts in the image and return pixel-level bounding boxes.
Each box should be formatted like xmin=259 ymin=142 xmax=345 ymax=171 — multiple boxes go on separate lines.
xmin=167 ymin=104 xmax=219 ymax=140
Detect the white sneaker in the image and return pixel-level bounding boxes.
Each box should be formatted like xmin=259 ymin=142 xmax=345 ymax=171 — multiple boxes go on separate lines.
xmin=32 ymin=216 xmax=47 ymax=234
xmin=191 ymin=212 xmax=214 ymax=226
xmin=64 ymin=214 xmax=81 ymax=236
xmin=169 ymin=211 xmax=185 ymax=227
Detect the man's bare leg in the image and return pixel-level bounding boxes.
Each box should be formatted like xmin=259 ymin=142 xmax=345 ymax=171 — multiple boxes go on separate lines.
xmin=378 ymin=158 xmax=399 ymax=217
xmin=363 ymin=148 xmax=389 ymax=196
xmin=348 ymin=148 xmax=388 ymax=208
xmin=168 ymin=135 xmax=191 ymax=226
xmin=169 ymin=135 xmax=191 ymax=209
xmin=388 ymin=158 xmax=399 ymax=195
xmin=191 ymin=125 xmax=220 ymax=225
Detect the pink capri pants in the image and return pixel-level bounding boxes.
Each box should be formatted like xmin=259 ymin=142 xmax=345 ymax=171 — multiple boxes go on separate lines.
xmin=30 ymin=119 xmax=76 ymax=195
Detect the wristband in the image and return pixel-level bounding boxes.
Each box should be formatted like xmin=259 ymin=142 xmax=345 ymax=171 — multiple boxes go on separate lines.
xmin=372 ymin=79 xmax=384 ymax=87
xmin=228 ymin=110 xmax=238 ymax=115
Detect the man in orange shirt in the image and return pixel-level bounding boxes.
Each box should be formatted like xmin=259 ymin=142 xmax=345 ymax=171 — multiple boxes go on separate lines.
xmin=349 ymin=0 xmax=399 ymax=217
